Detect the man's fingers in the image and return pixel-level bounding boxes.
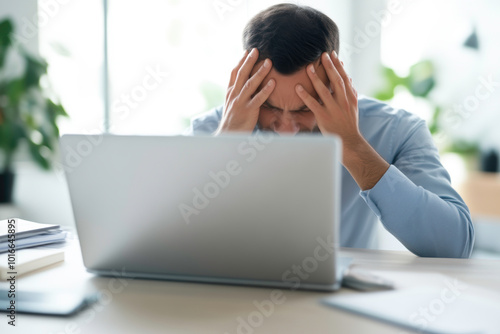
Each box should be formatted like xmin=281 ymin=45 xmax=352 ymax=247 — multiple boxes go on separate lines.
xmin=331 ymin=51 xmax=349 ymax=88
xmin=233 ymin=48 xmax=260 ymax=94
xmin=330 ymin=51 xmax=357 ymax=106
xmin=228 ymin=50 xmax=249 ymax=90
xmin=320 ymin=52 xmax=348 ymax=107
xmin=248 ymin=79 xmax=275 ymax=110
xmin=306 ymin=63 xmax=337 ymax=110
xmin=295 ymin=84 xmax=323 ymax=114
xmin=240 ymin=58 xmax=273 ymax=100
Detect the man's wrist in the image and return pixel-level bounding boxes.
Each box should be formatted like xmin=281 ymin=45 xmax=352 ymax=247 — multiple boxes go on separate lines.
xmin=342 ymin=135 xmax=390 ymax=191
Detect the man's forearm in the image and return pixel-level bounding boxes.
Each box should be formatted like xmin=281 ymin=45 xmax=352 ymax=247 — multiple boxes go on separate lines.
xmin=360 ymin=165 xmax=474 ymax=258
xmin=342 ymin=135 xmax=390 ymax=191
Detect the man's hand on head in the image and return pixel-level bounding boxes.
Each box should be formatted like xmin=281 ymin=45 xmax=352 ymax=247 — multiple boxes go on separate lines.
xmin=295 ymin=51 xmax=390 ymax=190
xmin=215 ymin=48 xmax=275 ymax=135
xmin=295 ymin=51 xmax=361 ymax=150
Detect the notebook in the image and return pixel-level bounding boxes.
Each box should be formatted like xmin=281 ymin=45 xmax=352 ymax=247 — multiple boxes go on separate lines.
xmin=0 ymin=248 xmax=64 ymax=280
xmin=323 ymin=284 xmax=500 ymax=334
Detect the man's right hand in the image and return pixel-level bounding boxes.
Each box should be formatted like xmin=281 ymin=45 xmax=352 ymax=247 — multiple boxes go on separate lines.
xmin=215 ymin=48 xmax=275 ymax=135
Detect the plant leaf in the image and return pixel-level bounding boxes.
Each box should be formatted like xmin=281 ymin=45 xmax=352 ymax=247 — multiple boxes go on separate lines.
xmin=28 ymin=141 xmax=50 ymax=170
xmin=407 ymin=60 xmax=435 ymax=97
xmin=0 ymin=19 xmax=13 ymax=67
xmin=6 ymin=78 xmax=25 ymax=105
xmin=373 ymin=67 xmax=404 ymax=101
xmin=23 ymin=53 xmax=48 ymax=88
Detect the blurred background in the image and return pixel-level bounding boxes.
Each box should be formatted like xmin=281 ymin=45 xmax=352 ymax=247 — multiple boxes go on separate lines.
xmin=1 ymin=0 xmax=499 ymax=258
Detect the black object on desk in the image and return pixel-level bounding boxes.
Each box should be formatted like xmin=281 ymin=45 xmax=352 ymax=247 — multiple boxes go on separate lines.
xmin=0 ymin=289 xmax=100 ymax=316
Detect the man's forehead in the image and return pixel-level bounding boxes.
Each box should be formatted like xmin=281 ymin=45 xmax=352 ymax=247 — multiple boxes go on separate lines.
xmin=253 ymin=60 xmax=328 ymax=109
xmin=251 ymin=58 xmax=325 ymax=77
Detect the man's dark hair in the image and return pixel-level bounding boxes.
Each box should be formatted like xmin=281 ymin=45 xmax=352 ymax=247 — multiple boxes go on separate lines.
xmin=243 ymin=3 xmax=339 ymax=75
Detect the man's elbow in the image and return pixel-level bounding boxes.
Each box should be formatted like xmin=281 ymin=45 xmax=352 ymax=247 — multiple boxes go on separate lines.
xmin=410 ymin=208 xmax=475 ymax=259
xmin=434 ymin=210 xmax=475 ymax=259
xmin=455 ymin=211 xmax=475 ymax=259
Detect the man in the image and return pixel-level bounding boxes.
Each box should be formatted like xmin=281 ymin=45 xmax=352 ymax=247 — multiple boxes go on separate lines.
xmin=187 ymin=4 xmax=474 ymax=258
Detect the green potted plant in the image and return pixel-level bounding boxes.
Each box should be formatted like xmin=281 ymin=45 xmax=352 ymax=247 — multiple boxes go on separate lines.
xmin=374 ymin=60 xmax=480 ymax=163
xmin=0 ymin=18 xmax=67 ymax=203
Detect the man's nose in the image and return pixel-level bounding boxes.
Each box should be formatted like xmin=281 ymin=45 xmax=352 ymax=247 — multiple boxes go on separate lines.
xmin=271 ymin=113 xmax=300 ymax=135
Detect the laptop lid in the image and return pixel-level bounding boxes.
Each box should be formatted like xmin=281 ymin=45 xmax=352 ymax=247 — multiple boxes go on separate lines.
xmin=60 ymin=133 xmax=342 ymax=291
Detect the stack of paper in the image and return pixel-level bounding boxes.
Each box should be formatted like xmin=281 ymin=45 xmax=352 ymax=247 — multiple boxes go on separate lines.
xmin=0 ymin=218 xmax=67 ymax=253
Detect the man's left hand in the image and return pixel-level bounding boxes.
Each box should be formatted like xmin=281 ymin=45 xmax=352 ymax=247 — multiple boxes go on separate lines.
xmin=295 ymin=51 xmax=390 ymax=191
xmin=295 ymin=51 xmax=361 ymax=156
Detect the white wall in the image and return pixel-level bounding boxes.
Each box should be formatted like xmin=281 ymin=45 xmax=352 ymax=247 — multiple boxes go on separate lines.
xmin=347 ymin=0 xmax=385 ymax=96
xmin=0 ymin=0 xmax=39 ymax=54
xmin=12 ymin=162 xmax=75 ymax=227
xmin=0 ymin=1 xmax=76 ymax=227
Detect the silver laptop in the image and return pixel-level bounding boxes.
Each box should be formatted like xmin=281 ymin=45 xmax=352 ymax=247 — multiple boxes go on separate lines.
xmin=60 ymin=133 xmax=343 ymax=291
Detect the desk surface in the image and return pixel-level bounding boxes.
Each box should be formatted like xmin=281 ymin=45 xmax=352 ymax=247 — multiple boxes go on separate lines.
xmin=1 ymin=238 xmax=500 ymax=334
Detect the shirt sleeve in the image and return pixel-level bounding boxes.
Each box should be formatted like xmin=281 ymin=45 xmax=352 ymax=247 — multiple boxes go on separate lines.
xmin=183 ymin=106 xmax=223 ymax=136
xmin=359 ymin=119 xmax=475 ymax=258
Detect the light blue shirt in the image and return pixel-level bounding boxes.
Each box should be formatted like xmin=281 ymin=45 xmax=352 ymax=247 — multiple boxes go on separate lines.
xmin=186 ymin=96 xmax=475 ymax=258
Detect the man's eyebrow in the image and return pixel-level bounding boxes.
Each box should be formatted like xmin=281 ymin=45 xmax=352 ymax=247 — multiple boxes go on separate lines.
xmin=263 ymin=100 xmax=310 ymax=112
xmin=293 ymin=105 xmax=311 ymax=112
xmin=263 ymin=100 xmax=279 ymax=109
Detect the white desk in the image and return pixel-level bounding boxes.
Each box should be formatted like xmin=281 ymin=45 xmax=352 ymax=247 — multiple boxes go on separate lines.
xmin=1 ymin=239 xmax=500 ymax=334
